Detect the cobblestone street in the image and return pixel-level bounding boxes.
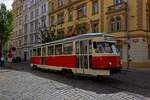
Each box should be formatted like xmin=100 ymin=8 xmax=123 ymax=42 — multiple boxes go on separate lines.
xmin=0 ymin=63 xmax=150 ymax=100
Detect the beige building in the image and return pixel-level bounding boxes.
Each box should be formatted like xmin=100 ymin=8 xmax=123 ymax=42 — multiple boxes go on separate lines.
xmin=48 ymin=0 xmax=150 ymax=67
xmin=11 ymin=0 xmax=24 ymax=59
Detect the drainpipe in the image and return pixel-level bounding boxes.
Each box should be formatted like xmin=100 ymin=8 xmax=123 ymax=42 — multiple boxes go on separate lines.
xmin=125 ymin=0 xmax=131 ymax=70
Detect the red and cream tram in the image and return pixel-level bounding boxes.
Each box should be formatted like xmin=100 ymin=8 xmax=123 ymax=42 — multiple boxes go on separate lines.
xmin=31 ymin=33 xmax=122 ymax=76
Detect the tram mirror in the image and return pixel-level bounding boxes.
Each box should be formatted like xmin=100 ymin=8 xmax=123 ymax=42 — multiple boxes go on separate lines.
xmin=93 ymin=42 xmax=97 ymax=49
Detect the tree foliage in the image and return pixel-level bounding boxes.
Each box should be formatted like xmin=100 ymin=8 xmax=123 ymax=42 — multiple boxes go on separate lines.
xmin=0 ymin=3 xmax=13 ymax=56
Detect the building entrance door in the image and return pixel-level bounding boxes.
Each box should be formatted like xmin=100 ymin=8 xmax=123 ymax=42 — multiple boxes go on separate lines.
xmin=24 ymin=52 xmax=27 ymax=62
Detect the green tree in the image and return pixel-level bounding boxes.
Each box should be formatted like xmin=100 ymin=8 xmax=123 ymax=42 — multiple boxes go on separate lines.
xmin=0 ymin=3 xmax=13 ymax=56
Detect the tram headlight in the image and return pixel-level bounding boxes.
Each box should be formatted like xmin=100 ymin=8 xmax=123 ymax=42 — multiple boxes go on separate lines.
xmin=109 ymin=62 xmax=112 ymax=66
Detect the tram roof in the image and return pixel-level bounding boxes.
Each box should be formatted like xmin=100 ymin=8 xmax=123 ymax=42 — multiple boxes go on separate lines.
xmin=34 ymin=33 xmax=115 ymax=47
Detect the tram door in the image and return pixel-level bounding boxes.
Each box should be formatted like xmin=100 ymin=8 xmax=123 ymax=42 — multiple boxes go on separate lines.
xmin=76 ymin=40 xmax=92 ymax=73
xmin=42 ymin=47 xmax=46 ymax=65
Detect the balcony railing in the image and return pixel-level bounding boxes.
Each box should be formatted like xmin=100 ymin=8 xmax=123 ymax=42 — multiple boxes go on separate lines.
xmin=106 ymin=2 xmax=127 ymax=14
xmin=146 ymin=3 xmax=150 ymax=12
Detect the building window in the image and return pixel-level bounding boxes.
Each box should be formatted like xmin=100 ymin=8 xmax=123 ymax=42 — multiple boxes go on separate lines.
xmin=25 ymin=15 xmax=28 ymax=22
xmin=30 ymin=34 xmax=34 ymax=43
xmin=41 ymin=16 xmax=46 ymax=27
xmin=68 ymin=0 xmax=72 ymax=4
xmin=19 ymin=40 xmax=21 ymax=46
xmin=35 ymin=19 xmax=38 ymax=30
xmin=57 ymin=12 xmax=64 ymax=24
xmin=114 ymin=0 xmax=123 ymax=5
xmin=31 ymin=0 xmax=34 ymax=4
xmin=76 ymin=23 xmax=87 ymax=34
xmin=148 ymin=45 xmax=150 ymax=59
xmin=57 ymin=29 xmax=64 ymax=39
xmin=50 ymin=16 xmax=55 ymax=25
xmin=30 ymin=11 xmax=34 ymax=20
xmin=24 ymin=24 xmax=28 ymax=34
xmin=50 ymin=2 xmax=54 ymax=12
xmin=30 ymin=22 xmax=34 ymax=32
xmin=35 ymin=34 xmax=39 ymax=43
xmin=148 ymin=16 xmax=150 ymax=31
xmin=24 ymin=36 xmax=27 ymax=45
xmin=92 ymin=0 xmax=99 ymax=15
xmin=35 ymin=9 xmax=38 ymax=16
xmin=19 ymin=29 xmax=22 ymax=35
xmin=110 ymin=16 xmax=121 ymax=32
xmin=77 ymin=4 xmax=87 ymax=19
xmin=68 ymin=8 xmax=73 ymax=22
xmin=58 ymin=0 xmax=64 ymax=7
xmin=68 ymin=26 xmax=73 ymax=33
xmin=41 ymin=4 xmax=46 ymax=13
xmin=67 ymin=26 xmax=73 ymax=36
xmin=92 ymin=22 xmax=99 ymax=33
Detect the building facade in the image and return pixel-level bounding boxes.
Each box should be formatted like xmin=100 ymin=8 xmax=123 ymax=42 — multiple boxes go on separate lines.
xmin=11 ymin=0 xmax=24 ymax=59
xmin=48 ymin=0 xmax=150 ymax=67
xmin=11 ymin=0 xmax=49 ymax=61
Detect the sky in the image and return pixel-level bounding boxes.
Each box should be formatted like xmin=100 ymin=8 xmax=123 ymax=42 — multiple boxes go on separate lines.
xmin=1 ymin=0 xmax=13 ymax=10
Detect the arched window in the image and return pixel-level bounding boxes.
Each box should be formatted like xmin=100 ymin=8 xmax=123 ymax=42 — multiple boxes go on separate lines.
xmin=110 ymin=16 xmax=121 ymax=32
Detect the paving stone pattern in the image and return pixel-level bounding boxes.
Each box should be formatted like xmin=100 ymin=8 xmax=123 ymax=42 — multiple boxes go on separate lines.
xmin=0 ymin=70 xmax=149 ymax=100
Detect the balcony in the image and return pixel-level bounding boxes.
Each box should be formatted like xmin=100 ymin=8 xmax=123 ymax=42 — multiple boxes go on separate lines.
xmin=106 ymin=2 xmax=127 ymax=15
xmin=146 ymin=3 xmax=150 ymax=12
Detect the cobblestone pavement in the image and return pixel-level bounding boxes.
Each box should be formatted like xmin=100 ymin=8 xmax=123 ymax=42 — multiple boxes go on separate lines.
xmin=0 ymin=67 xmax=150 ymax=100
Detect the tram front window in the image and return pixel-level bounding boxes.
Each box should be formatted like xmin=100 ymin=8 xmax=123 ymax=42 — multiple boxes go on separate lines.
xmin=93 ymin=42 xmax=118 ymax=54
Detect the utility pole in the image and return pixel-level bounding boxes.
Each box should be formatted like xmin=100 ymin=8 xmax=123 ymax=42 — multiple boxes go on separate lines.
xmin=125 ymin=0 xmax=130 ymax=70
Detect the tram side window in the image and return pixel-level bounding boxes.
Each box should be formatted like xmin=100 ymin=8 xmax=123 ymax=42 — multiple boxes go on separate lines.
xmin=42 ymin=47 xmax=46 ymax=56
xmin=55 ymin=44 xmax=62 ymax=55
xmin=37 ymin=48 xmax=41 ymax=56
xmin=89 ymin=40 xmax=92 ymax=54
xmin=93 ymin=42 xmax=104 ymax=53
xmin=76 ymin=42 xmax=80 ymax=54
xmin=93 ymin=42 xmax=118 ymax=54
xmin=33 ymin=49 xmax=37 ymax=56
xmin=47 ymin=46 xmax=54 ymax=55
xmin=63 ymin=43 xmax=73 ymax=55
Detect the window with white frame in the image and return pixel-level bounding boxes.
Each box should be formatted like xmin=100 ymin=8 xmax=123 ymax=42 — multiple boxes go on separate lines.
xmin=114 ymin=0 xmax=123 ymax=5
xmin=58 ymin=0 xmax=64 ymax=7
xmin=57 ymin=12 xmax=64 ymax=24
xmin=77 ymin=4 xmax=87 ymax=19
xmin=92 ymin=0 xmax=99 ymax=15
xmin=110 ymin=16 xmax=121 ymax=32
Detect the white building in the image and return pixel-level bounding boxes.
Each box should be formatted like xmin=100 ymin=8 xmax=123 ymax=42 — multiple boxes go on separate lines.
xmin=13 ymin=0 xmax=49 ymax=61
